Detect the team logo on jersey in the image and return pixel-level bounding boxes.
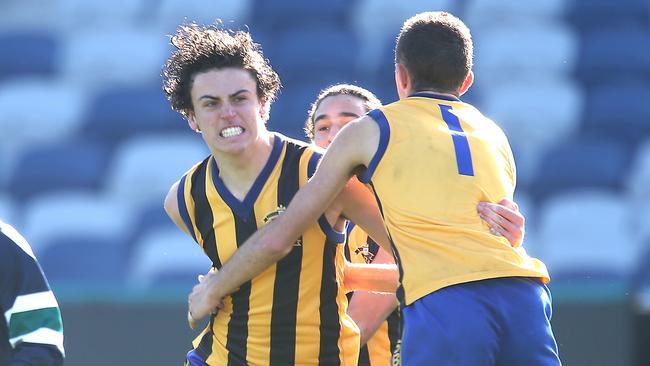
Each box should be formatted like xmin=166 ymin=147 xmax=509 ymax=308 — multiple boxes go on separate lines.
xmin=354 ymin=244 xmax=375 ymax=264
xmin=263 ymin=205 xmax=302 ymax=247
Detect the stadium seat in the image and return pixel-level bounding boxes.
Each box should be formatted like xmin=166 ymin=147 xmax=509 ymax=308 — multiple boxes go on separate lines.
xmin=249 ymin=0 xmax=351 ymax=32
xmin=263 ymin=27 xmax=360 ymax=80
xmin=581 ymin=83 xmax=650 ymax=145
xmin=52 ymin=0 xmax=146 ymax=30
xmin=627 ymin=140 xmax=650 ymax=240
xmin=353 ymin=0 xmax=456 ymax=74
xmin=567 ymin=0 xmax=650 ymax=31
xmin=125 ymin=202 xmax=178 ymax=256
xmin=577 ymin=28 xmax=650 ymax=86
xmin=473 ymin=24 xmax=578 ymax=85
xmin=127 ymin=228 xmax=210 ymax=289
xmin=81 ymin=86 xmax=186 ymax=142
xmin=537 ymin=190 xmax=638 ymax=282
xmin=38 ymin=234 xmax=128 ymax=286
xmin=156 ymin=0 xmax=251 ymax=32
xmin=63 ymin=29 xmax=169 ymax=87
xmin=0 ymin=31 xmax=59 ymax=81
xmin=105 ymin=134 xmax=208 ymax=206
xmin=7 ymin=139 xmax=111 ymax=200
xmin=0 ymin=1 xmax=60 ymax=30
xmin=0 ymin=79 xmax=85 ymax=146
xmin=528 ymin=138 xmax=631 ymax=201
xmin=479 ymin=78 xmax=583 ymax=187
xmin=465 ymin=0 xmax=567 ymax=30
xmin=21 ymin=192 xmax=136 ymax=253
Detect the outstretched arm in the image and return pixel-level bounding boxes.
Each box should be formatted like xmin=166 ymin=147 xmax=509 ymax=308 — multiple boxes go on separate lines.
xmin=188 ymin=117 xmax=379 ymax=326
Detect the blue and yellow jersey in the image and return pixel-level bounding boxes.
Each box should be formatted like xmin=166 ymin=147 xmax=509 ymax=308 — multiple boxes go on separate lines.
xmin=345 ymin=223 xmax=400 ymax=366
xmin=358 ymin=93 xmax=549 ymax=306
xmin=177 ymin=134 xmax=359 ymax=365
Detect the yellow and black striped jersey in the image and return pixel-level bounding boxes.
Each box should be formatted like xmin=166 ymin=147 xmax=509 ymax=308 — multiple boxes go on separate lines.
xmin=345 ymin=223 xmax=400 ymax=366
xmin=358 ymin=93 xmax=550 ymax=306
xmin=177 ymin=134 xmax=359 ymax=365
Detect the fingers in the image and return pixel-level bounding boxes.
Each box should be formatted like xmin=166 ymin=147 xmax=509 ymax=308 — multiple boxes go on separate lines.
xmin=498 ymin=198 xmax=519 ymax=212
xmin=478 ymin=202 xmax=523 ymax=247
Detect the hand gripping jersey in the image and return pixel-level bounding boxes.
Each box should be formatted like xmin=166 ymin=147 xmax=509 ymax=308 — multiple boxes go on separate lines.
xmin=177 ymin=134 xmax=359 ymax=366
xmin=345 ymin=223 xmax=400 ymax=366
xmin=358 ymin=93 xmax=550 ymax=306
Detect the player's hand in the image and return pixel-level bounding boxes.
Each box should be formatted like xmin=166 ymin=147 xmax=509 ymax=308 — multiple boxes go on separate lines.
xmin=477 ymin=198 xmax=524 ymax=248
xmin=187 ymin=271 xmax=224 ymax=329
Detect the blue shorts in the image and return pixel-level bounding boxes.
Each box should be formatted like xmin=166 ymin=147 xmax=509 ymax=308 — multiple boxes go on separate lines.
xmin=401 ymin=277 xmax=561 ymax=366
xmin=186 ymin=349 xmax=209 ymax=366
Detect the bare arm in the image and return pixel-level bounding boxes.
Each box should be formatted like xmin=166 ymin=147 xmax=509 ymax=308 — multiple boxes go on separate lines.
xmin=346 ymin=247 xmax=399 ymax=345
xmin=164 ymin=181 xmax=192 ymax=237
xmin=188 ymin=117 xmax=378 ymax=325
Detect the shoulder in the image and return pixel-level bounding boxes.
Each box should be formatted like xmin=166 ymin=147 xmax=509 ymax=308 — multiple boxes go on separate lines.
xmin=0 ymin=222 xmax=35 ymax=261
xmin=275 ymin=133 xmax=324 ymax=155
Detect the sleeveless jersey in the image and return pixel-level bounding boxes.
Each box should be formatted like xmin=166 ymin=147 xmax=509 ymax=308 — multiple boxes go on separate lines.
xmin=358 ymin=93 xmax=550 ymax=306
xmin=177 ymin=134 xmax=360 ymax=365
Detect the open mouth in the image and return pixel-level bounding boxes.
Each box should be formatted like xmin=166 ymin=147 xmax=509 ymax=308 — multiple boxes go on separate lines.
xmin=220 ymin=126 xmax=244 ymax=138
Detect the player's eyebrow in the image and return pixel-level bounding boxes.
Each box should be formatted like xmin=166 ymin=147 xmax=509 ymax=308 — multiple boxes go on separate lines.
xmin=198 ymin=89 xmax=250 ymax=101
xmin=314 ymin=111 xmax=360 ymax=123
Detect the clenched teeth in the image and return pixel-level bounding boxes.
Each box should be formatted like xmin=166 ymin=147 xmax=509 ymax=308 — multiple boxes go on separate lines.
xmin=221 ymin=126 xmax=244 ymax=138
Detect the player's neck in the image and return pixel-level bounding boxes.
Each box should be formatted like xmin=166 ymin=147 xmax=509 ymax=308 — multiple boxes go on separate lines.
xmin=409 ymin=89 xmax=460 ymax=100
xmin=213 ymin=132 xmax=275 ymax=200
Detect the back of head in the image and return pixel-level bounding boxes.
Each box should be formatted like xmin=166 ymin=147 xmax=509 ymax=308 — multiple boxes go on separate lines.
xmin=304 ymin=83 xmax=382 ymax=140
xmin=395 ymin=12 xmax=473 ymax=95
xmin=162 ymin=22 xmax=281 ymax=120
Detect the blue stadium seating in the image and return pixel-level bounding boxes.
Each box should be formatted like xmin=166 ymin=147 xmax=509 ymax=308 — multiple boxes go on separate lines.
xmin=567 ymin=0 xmax=650 ymax=30
xmin=38 ymin=235 xmax=128 ymax=285
xmin=249 ymin=0 xmax=354 ymax=31
xmin=577 ymin=28 xmax=650 ymax=86
xmin=0 ymin=32 xmax=59 ymax=81
xmin=529 ymin=138 xmax=631 ymax=201
xmin=538 ymin=190 xmax=636 ymax=284
xmin=263 ymin=27 xmax=359 ymax=82
xmin=81 ymin=86 xmax=186 ymax=142
xmin=582 ymin=83 xmax=650 ymax=145
xmin=8 ymin=140 xmax=111 ymax=200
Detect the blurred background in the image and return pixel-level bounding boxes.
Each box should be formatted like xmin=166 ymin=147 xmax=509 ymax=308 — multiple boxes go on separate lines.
xmin=0 ymin=0 xmax=648 ymax=365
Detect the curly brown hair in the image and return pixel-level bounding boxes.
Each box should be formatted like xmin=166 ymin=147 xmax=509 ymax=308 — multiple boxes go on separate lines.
xmin=162 ymin=22 xmax=281 ymax=120
xmin=304 ymin=84 xmax=382 ymax=141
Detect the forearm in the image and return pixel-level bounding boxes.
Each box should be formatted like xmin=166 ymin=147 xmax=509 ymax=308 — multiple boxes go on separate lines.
xmin=348 ymin=291 xmax=398 ymax=346
xmin=344 ymin=262 xmax=398 ymax=293
xmin=202 ymin=223 xmax=295 ymax=301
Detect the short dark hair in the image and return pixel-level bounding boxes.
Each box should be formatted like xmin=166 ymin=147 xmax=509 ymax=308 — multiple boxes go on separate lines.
xmin=162 ymin=22 xmax=281 ymax=120
xmin=304 ymin=84 xmax=382 ymax=141
xmin=395 ymin=12 xmax=473 ymax=94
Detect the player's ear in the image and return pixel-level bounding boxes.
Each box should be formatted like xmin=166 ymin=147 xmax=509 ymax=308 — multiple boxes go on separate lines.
xmin=259 ymin=97 xmax=269 ymax=121
xmin=394 ymin=63 xmax=411 ymax=99
xmin=458 ymin=71 xmax=474 ymax=96
xmin=187 ymin=113 xmax=201 ymax=133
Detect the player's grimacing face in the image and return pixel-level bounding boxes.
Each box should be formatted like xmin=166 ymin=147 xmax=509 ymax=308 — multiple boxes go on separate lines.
xmin=312 ymin=94 xmax=367 ymax=149
xmin=189 ymin=67 xmax=266 ymax=154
